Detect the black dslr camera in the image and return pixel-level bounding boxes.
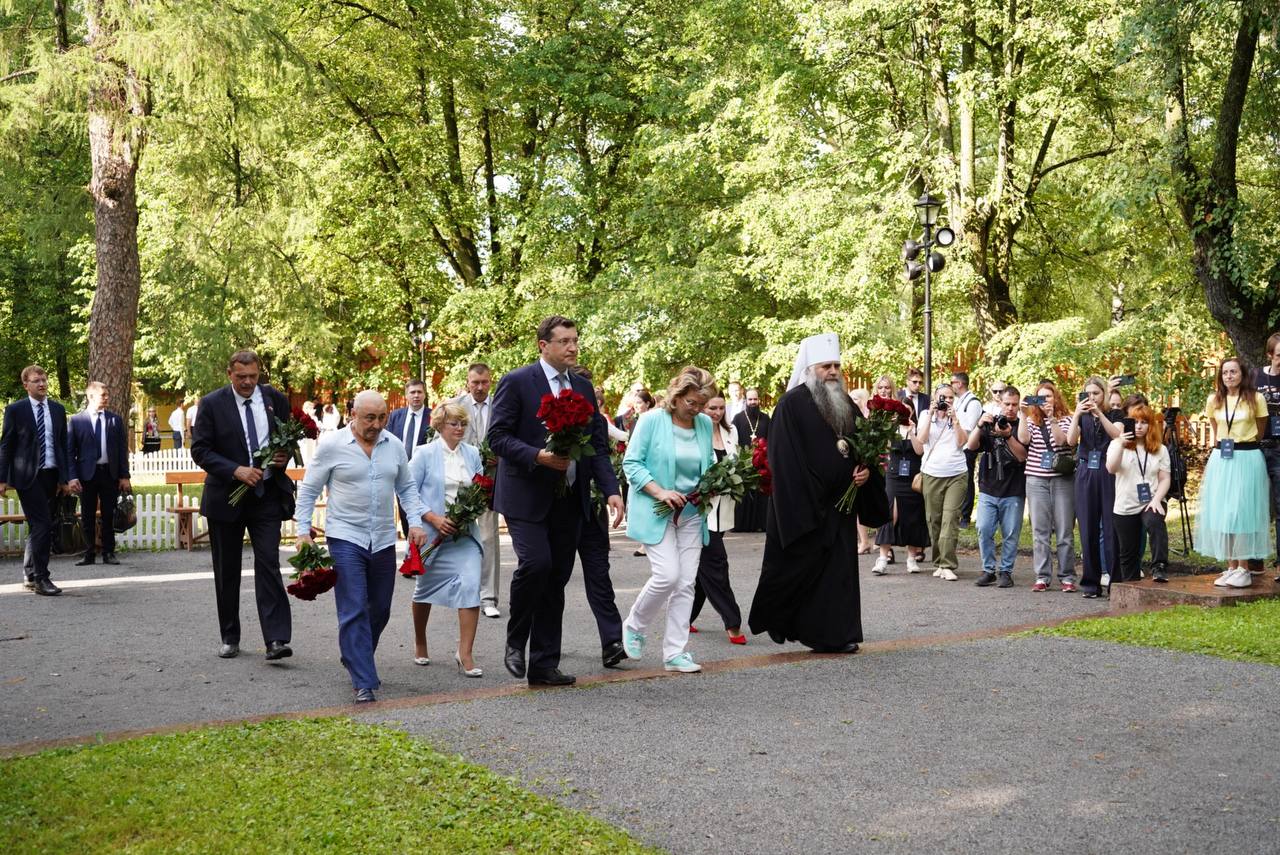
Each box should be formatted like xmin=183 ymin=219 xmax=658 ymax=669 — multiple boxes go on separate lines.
xmin=936 ymin=398 xmax=949 ymax=412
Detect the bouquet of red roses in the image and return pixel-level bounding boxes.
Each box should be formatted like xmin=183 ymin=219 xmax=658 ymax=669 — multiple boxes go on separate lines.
xmin=477 ymin=440 xmax=498 ymax=509
xmin=751 ymin=437 xmax=773 ymax=496
xmin=400 ymin=473 xmax=496 ymax=577
xmin=834 ymin=396 xmax=912 ymax=514
xmin=286 ymin=541 xmax=337 ymax=600
xmin=536 ymin=389 xmax=597 ymax=495
xmin=229 ymin=407 xmax=320 ymax=506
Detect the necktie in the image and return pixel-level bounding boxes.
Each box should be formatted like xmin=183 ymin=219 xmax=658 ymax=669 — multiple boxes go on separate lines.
xmin=245 ymin=399 xmax=264 ymax=497
xmin=475 ymin=401 xmax=487 ymax=439
xmin=35 ymin=402 xmax=47 ymax=468
xmin=406 ymin=412 xmax=418 ymax=459
xmin=95 ymin=414 xmax=104 ymax=463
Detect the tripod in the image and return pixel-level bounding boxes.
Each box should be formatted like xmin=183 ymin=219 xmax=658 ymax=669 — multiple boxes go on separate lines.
xmin=1164 ymin=409 xmax=1193 ymax=555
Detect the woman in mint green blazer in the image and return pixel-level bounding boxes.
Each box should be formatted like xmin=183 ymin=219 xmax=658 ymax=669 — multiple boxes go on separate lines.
xmin=621 ymin=367 xmax=717 ymax=674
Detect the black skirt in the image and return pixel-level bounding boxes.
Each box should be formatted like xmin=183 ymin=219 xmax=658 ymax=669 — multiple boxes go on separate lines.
xmin=875 ymin=474 xmax=931 ymax=547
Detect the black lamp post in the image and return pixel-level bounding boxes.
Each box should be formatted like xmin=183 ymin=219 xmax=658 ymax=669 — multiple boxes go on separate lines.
xmin=903 ymin=192 xmax=954 ymax=394
xmin=405 ymin=305 xmax=431 ymax=383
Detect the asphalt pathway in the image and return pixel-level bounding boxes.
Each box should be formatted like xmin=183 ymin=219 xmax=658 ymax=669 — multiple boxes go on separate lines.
xmin=4 ymin=531 xmax=1273 ymax=852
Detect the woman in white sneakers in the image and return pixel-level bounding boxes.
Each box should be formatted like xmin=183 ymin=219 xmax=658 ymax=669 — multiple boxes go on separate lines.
xmin=912 ymin=384 xmax=971 ymax=580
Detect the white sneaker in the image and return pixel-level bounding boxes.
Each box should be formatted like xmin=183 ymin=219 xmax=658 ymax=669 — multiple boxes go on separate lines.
xmin=871 ymin=556 xmax=889 ymax=575
xmin=482 ymin=604 xmax=501 ymax=619
xmin=932 ymin=567 xmax=944 ymax=578
xmin=906 ymin=556 xmax=921 ymax=573
xmin=1223 ymin=568 xmax=1253 ymax=589
xmin=663 ymin=652 xmax=702 ymax=673
xmin=938 ymin=568 xmax=958 ymax=581
xmin=1101 ymin=573 xmax=1111 ymax=588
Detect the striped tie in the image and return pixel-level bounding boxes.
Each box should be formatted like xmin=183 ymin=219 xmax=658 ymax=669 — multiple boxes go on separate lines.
xmin=35 ymin=402 xmax=47 ymax=468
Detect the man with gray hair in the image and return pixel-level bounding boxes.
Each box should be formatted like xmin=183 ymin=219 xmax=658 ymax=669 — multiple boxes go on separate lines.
xmin=748 ymin=334 xmax=889 ymax=653
xmin=296 ymin=390 xmax=427 ymax=703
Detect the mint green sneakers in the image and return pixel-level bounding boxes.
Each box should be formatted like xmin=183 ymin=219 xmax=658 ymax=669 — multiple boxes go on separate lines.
xmin=663 ymin=652 xmax=702 ymax=673
xmin=623 ymin=627 xmax=646 ymax=659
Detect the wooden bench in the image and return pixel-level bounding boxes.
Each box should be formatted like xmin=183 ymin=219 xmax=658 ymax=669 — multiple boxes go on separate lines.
xmin=165 ymin=469 xmax=322 ymax=550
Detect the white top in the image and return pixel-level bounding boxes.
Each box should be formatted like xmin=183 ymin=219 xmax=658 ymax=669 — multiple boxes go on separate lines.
xmin=168 ymin=407 xmax=185 ymax=433
xmin=442 ymin=443 xmax=470 ymax=503
xmin=920 ymin=420 xmax=968 ymax=477
xmin=955 ymin=392 xmax=984 ymax=431
xmin=1113 ymin=444 xmax=1170 ymax=516
xmin=186 ymin=404 xmax=198 ymax=426
xmin=320 ymin=408 xmax=341 ymax=431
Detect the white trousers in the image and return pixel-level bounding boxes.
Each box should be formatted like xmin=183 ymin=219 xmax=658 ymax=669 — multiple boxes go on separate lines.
xmin=624 ymin=511 xmax=703 ymax=661
xmin=477 ymin=509 xmax=502 ymax=605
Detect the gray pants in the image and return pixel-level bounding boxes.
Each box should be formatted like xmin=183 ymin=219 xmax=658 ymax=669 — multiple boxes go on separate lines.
xmin=1026 ymin=475 xmax=1076 ymax=583
xmin=478 ymin=509 xmax=502 ymax=605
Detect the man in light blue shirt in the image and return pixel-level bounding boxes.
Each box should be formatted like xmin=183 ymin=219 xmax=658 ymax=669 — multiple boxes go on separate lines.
xmin=296 ymin=390 xmax=427 ymax=703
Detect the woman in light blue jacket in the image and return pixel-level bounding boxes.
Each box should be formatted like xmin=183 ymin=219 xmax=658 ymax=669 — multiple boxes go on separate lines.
xmin=407 ymin=403 xmax=485 ymax=677
xmin=621 ymin=366 xmax=717 ymax=673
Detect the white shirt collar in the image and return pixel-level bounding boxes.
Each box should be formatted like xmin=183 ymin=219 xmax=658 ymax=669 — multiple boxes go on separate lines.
xmin=234 ymin=386 xmax=262 ymax=406
xmin=442 ymin=442 xmax=463 ymax=457
xmin=539 ymin=359 xmax=567 ymax=385
xmin=28 ymin=396 xmax=48 ymax=409
xmin=406 ymin=405 xmax=426 ymax=415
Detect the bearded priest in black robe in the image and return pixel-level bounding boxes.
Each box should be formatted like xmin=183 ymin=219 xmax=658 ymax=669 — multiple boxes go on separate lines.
xmin=748 ymin=334 xmax=890 ymax=653
xmin=731 ymin=387 xmax=771 ymax=532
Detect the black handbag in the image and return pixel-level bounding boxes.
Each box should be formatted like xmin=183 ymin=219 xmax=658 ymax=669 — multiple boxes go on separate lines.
xmin=1040 ymin=424 xmax=1077 ymax=475
xmin=113 ymin=491 xmax=138 ymax=532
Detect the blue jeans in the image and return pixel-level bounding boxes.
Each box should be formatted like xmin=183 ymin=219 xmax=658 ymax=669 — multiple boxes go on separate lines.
xmin=976 ymin=493 xmax=1025 ymax=575
xmin=329 ymin=537 xmax=397 ymax=691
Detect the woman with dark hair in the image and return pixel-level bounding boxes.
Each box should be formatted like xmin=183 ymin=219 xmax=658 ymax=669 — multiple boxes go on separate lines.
xmin=688 ymin=394 xmax=746 ymax=644
xmin=1017 ymin=381 xmax=1077 ymax=592
xmin=1067 ymin=375 xmax=1124 ymax=598
xmin=872 ymin=375 xmax=928 ymax=575
xmin=1197 ymin=356 xmax=1270 ymax=589
xmin=1107 ymin=403 xmax=1172 ymax=584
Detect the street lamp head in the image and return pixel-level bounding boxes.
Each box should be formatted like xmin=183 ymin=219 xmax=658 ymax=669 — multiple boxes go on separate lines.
xmin=406 ymin=320 xmax=417 ymax=334
xmin=905 ymin=260 xmax=924 ymax=281
xmin=935 ymin=226 xmax=955 ymax=247
xmin=902 ymin=239 xmax=923 ymax=261
xmin=926 ymin=251 xmax=946 ymax=273
xmin=914 ymin=193 xmax=943 ymax=227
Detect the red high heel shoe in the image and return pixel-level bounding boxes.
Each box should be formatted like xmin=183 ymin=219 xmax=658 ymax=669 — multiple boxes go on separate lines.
xmin=728 ymin=632 xmax=747 ymax=645
xmin=689 ymin=624 xmax=699 ymax=633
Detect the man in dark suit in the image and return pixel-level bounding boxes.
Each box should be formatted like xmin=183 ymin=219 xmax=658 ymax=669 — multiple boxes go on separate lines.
xmin=488 ymin=315 xmax=624 ymax=687
xmin=0 ymin=365 xmax=72 ymax=596
xmin=386 ymin=378 xmax=432 ymax=536
xmin=67 ymin=381 xmax=131 ymax=566
xmin=190 ymin=350 xmax=295 ymax=661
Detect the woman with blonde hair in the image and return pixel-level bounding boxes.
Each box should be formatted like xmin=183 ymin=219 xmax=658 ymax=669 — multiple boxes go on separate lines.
xmin=407 ymin=403 xmax=486 ymax=677
xmin=1106 ymin=403 xmax=1172 ymax=584
xmin=621 ymin=366 xmax=717 ymax=673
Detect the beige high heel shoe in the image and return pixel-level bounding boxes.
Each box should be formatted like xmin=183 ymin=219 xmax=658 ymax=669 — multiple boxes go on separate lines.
xmin=454 ymin=651 xmax=483 ymax=678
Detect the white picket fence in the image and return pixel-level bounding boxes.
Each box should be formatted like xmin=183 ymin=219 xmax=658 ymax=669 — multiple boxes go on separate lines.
xmin=128 ymin=448 xmax=201 ymax=477
xmin=0 ymin=494 xmax=326 ymax=554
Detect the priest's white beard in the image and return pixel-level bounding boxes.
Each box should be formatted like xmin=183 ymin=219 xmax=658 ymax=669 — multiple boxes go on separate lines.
xmin=806 ymin=374 xmax=855 ymax=436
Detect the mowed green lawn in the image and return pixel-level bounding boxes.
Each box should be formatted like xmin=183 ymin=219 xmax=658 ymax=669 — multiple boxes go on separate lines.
xmin=1 ymin=718 xmax=656 ymax=854
xmin=1036 ymin=598 xmax=1280 ymax=666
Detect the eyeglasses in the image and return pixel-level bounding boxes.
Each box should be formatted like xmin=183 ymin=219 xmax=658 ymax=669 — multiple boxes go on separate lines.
xmin=991 ymin=388 xmax=1006 ymax=395
xmin=548 ymin=337 xmax=580 ymax=347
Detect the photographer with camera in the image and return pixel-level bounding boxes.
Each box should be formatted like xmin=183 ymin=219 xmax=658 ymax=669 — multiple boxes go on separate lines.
xmin=1253 ymin=332 xmax=1280 ymax=583
xmin=966 ymin=387 xmax=1028 ymax=588
xmin=911 ymin=384 xmax=971 ymax=581
xmin=1197 ymin=356 xmax=1270 ymax=589
xmin=1067 ymin=376 xmax=1124 ymax=598
xmin=1106 ymin=404 xmax=1172 ymax=584
xmin=1017 ymin=381 xmax=1078 ymax=592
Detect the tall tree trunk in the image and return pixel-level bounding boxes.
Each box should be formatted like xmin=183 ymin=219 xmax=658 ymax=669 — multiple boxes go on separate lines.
xmin=1164 ymin=4 xmax=1278 ymax=363
xmin=86 ymin=2 xmax=148 ymax=429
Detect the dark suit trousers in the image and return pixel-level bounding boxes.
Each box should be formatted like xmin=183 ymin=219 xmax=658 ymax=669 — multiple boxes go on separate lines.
xmin=208 ymin=506 xmax=291 ymax=645
xmin=576 ymin=511 xmax=623 ymax=647
xmin=19 ymin=470 xmax=59 ymax=581
xmin=505 ymin=495 xmax=583 ymax=673
xmin=80 ymin=465 xmax=119 ymax=556
xmin=690 ymin=531 xmax=742 ymax=629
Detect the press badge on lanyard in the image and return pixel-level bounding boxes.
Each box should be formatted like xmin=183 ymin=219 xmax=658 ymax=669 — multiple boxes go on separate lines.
xmin=898 ymin=459 xmax=912 ymax=477
xmin=1220 ymin=438 xmax=1235 ymax=459
xmin=1087 ymin=450 xmax=1102 ymax=470
xmin=1271 ymin=415 xmax=1280 ymax=438
xmin=1041 ymin=452 xmax=1055 ymax=470
xmin=1137 ymin=482 xmax=1152 ymax=503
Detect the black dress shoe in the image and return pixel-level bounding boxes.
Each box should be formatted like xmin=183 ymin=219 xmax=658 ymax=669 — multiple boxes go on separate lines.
xmin=354 ymin=688 xmax=376 ymax=703
xmin=504 ymin=645 xmax=526 ymax=678
xmin=33 ymin=578 xmax=61 ymax=596
xmin=102 ymin=553 xmax=120 ymax=565
xmin=602 ymin=640 xmax=627 ymax=668
xmin=768 ymin=629 xmax=786 ymax=644
xmin=265 ymin=641 xmax=293 ymax=661
xmin=527 ymin=669 xmax=576 ymax=687
xmin=808 ymin=641 xmax=859 ymax=654
xmin=218 ymin=643 xmax=240 ymax=658
xmin=975 ymin=571 xmax=997 ymax=587
xmin=74 ymin=555 xmax=95 ymax=566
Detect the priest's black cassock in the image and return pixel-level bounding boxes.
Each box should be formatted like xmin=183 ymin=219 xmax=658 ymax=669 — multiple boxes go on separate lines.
xmin=731 ymin=408 xmax=771 ymax=532
xmin=747 ymin=383 xmax=890 ymax=651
